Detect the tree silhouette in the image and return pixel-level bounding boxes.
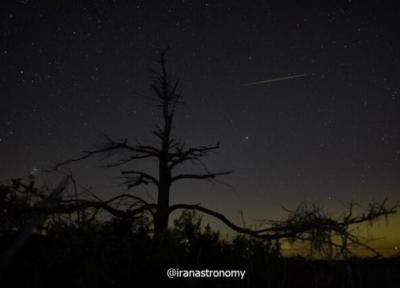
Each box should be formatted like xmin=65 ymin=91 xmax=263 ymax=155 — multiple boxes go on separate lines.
xmin=55 ymin=50 xmax=231 ymax=239
xmin=54 ymin=50 xmax=397 ymax=255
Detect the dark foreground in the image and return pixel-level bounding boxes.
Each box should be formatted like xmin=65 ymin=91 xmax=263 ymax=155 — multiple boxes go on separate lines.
xmin=1 ymin=215 xmax=399 ymax=288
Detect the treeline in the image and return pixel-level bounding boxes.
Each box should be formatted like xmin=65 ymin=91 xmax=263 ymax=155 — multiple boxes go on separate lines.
xmin=0 ymin=178 xmax=399 ymax=287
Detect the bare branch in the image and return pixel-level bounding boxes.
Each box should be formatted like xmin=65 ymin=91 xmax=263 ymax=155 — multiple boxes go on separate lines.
xmin=171 ymin=171 xmax=232 ymax=183
xmin=120 ymin=170 xmax=159 ymax=188
xmin=60 ymin=193 xmax=157 ymax=217
xmin=169 ymin=142 xmax=220 ymax=168
xmin=169 ymin=200 xmax=398 ymax=257
xmin=43 ymin=197 xmax=157 ymax=220
xmin=53 ymin=137 xmax=159 ymax=169
xmin=169 ymin=204 xmax=262 ymax=239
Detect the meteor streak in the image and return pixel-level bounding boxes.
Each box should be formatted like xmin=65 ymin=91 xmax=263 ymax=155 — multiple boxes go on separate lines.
xmin=242 ymin=74 xmax=306 ymax=86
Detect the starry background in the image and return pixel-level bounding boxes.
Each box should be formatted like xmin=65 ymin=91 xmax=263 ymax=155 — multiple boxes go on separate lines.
xmin=1 ymin=1 xmax=399 ymax=251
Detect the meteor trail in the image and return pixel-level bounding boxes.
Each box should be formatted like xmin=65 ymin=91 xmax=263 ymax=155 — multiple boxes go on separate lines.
xmin=242 ymin=74 xmax=306 ymax=86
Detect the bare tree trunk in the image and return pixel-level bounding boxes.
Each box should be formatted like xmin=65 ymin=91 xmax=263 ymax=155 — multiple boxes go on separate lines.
xmin=154 ymin=154 xmax=170 ymax=238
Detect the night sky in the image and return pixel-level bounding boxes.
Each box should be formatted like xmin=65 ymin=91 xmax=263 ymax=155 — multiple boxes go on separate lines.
xmin=1 ymin=1 xmax=399 ymax=251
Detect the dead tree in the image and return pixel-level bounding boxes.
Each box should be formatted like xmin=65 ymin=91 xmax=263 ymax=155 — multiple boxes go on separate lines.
xmin=55 ymin=50 xmax=231 ymax=239
xmin=168 ymin=200 xmax=397 ymax=258
xmin=54 ymin=50 xmax=397 ymax=255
